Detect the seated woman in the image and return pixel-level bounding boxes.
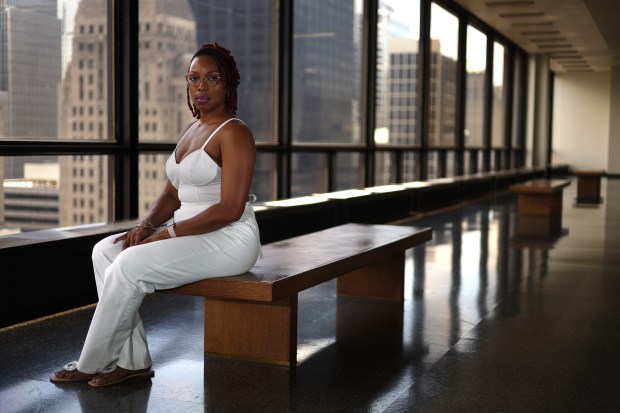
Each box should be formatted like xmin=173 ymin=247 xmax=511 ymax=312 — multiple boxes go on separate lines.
xmin=50 ymin=43 xmax=261 ymax=388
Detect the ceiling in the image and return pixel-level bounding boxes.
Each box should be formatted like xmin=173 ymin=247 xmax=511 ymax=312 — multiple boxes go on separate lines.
xmin=451 ymin=0 xmax=620 ymax=73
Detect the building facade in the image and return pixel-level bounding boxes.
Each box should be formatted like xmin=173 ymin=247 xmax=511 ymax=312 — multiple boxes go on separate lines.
xmin=0 ymin=0 xmax=60 ymax=180
xmin=58 ymin=0 xmax=196 ymax=226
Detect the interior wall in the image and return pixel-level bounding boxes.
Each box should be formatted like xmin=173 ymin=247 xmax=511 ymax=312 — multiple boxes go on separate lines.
xmin=608 ymin=67 xmax=620 ymax=175
xmin=552 ymin=71 xmax=611 ymax=171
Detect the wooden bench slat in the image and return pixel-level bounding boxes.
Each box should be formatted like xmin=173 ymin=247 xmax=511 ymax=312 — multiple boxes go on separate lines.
xmin=163 ymin=223 xmax=432 ymax=302
xmin=509 ymin=179 xmax=570 ymax=194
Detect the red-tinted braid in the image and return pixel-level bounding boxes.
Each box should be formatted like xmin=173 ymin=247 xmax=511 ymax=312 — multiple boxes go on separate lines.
xmin=186 ymin=43 xmax=240 ymax=118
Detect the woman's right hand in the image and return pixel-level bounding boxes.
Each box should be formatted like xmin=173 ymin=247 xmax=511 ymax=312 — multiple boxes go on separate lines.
xmin=113 ymin=227 xmax=154 ymax=250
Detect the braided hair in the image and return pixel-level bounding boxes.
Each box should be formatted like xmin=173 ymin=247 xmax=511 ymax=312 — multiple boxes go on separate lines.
xmin=186 ymin=43 xmax=240 ymax=118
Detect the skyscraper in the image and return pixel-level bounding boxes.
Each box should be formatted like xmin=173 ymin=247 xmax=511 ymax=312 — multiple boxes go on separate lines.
xmin=58 ymin=0 xmax=196 ymax=226
xmin=292 ymin=0 xmax=359 ymax=145
xmin=188 ymin=0 xmax=276 ymax=143
xmin=0 ymin=0 xmax=60 ymax=179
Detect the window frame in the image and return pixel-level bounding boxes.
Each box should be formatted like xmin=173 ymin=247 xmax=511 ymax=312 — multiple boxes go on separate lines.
xmin=0 ymin=0 xmax=530 ymax=231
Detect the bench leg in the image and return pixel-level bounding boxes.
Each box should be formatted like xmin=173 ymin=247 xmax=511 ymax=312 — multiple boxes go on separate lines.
xmin=577 ymin=176 xmax=602 ymax=203
xmin=518 ymin=192 xmax=563 ymax=216
xmin=517 ymin=214 xmax=562 ymax=238
xmin=336 ymin=251 xmax=405 ymax=301
xmin=203 ymin=295 xmax=298 ymax=366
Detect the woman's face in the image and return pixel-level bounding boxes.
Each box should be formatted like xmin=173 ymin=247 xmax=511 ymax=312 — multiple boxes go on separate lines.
xmin=187 ymin=55 xmax=227 ymax=116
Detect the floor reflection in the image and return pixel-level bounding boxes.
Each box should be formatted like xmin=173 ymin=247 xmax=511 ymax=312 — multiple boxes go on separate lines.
xmin=2 ymin=180 xmax=620 ymax=412
xmin=75 ymin=380 xmax=152 ymax=413
xmin=402 ymin=194 xmax=535 ymax=348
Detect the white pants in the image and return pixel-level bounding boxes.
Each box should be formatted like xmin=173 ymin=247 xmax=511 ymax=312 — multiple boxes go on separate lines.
xmin=76 ymin=203 xmax=261 ymax=374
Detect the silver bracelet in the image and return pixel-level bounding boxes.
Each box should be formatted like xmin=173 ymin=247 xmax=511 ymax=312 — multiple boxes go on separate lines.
xmin=166 ymin=223 xmax=177 ymax=238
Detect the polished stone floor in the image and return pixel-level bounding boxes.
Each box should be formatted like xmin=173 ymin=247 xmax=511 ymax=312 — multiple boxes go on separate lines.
xmin=1 ymin=178 xmax=619 ymax=413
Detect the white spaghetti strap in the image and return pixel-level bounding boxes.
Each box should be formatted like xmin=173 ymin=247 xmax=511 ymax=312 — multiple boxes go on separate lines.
xmin=200 ymin=118 xmax=245 ymax=150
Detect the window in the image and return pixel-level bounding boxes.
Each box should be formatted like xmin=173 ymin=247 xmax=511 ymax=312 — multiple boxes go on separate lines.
xmin=0 ymin=0 xmax=528 ymax=235
xmin=292 ymin=0 xmax=363 ymax=146
xmin=0 ymin=0 xmax=112 ymax=233
xmin=429 ymin=2 xmax=459 ymax=148
xmin=291 ymin=0 xmax=364 ymax=193
xmin=464 ymin=25 xmax=488 ymax=149
xmin=136 ymin=0 xmax=278 ymax=208
xmin=375 ymin=0 xmax=421 ymax=151
xmin=491 ymin=41 xmax=508 ymax=149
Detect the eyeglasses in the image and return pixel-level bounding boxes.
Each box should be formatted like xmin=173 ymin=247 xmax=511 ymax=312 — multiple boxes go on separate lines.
xmin=185 ymin=74 xmax=221 ymax=88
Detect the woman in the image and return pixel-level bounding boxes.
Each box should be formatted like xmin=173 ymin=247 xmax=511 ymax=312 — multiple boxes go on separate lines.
xmin=50 ymin=43 xmax=261 ymax=387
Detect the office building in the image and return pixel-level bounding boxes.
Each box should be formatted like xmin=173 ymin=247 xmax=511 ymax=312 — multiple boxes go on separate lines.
xmin=3 ymin=163 xmax=59 ymax=231
xmin=0 ymin=0 xmax=60 ymax=179
xmin=58 ymin=0 xmax=196 ymax=226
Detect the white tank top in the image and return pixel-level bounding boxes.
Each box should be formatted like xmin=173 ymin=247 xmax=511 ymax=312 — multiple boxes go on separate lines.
xmin=165 ymin=118 xmax=244 ymax=205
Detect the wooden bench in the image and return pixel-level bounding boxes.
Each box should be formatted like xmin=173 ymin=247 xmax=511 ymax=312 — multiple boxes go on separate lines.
xmin=509 ymin=179 xmax=571 ymax=240
xmin=574 ymin=169 xmax=604 ymax=203
xmin=160 ymin=223 xmax=432 ymax=366
xmin=509 ymin=179 xmax=571 ymax=217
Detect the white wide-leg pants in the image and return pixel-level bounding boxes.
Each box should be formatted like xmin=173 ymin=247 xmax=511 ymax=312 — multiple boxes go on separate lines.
xmin=76 ymin=203 xmax=260 ymax=374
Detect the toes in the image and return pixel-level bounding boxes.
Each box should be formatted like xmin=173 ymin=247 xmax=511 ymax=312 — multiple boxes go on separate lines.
xmin=53 ymin=370 xmax=71 ymax=379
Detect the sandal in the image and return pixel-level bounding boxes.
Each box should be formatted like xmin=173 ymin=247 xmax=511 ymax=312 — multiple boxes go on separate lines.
xmin=50 ymin=361 xmax=97 ymax=383
xmin=88 ymin=365 xmax=154 ymax=388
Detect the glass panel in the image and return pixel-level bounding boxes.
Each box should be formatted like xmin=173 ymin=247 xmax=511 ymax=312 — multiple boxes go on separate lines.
xmin=59 ymin=154 xmax=111 ymax=226
xmin=1 ymin=157 xmax=60 ymax=233
xmin=1 ymin=155 xmax=110 ymax=233
xmin=427 ymin=151 xmax=438 ymax=179
xmin=374 ymin=152 xmax=396 ymax=185
xmin=291 ymin=153 xmax=327 ymax=197
xmin=463 ymin=151 xmax=471 ymax=175
xmin=499 ymin=149 xmax=509 ymax=170
xmin=491 ymin=41 xmax=507 ymax=148
xmin=403 ymin=152 xmax=419 ymax=182
xmin=446 ymin=151 xmax=455 ymax=177
xmin=136 ymin=3 xmax=198 ymax=144
xmin=464 ymin=25 xmax=487 ymax=147
xmin=292 ymin=0 xmax=363 ymax=144
xmin=335 ymin=152 xmax=364 ymax=190
xmin=376 ymin=0 xmax=421 ymax=146
xmin=252 ymin=152 xmax=277 ymax=203
xmin=0 ymin=1 xmax=111 ymax=141
xmin=138 ymin=153 xmax=169 ymax=217
xmin=429 ymin=2 xmax=458 ymax=147
xmin=138 ymin=1 xmax=277 ymax=144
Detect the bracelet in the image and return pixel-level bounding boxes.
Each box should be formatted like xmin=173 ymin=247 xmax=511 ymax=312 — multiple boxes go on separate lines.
xmin=136 ymin=219 xmax=156 ymax=230
xmin=167 ymin=223 xmax=177 ymax=238
xmin=135 ymin=220 xmax=156 ymax=232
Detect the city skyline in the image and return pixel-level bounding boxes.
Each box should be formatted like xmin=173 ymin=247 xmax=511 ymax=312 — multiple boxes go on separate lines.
xmin=1 ymin=0 xmax=495 ymax=233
